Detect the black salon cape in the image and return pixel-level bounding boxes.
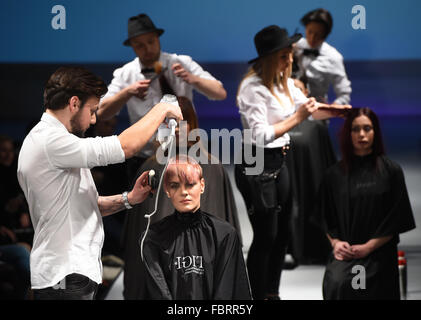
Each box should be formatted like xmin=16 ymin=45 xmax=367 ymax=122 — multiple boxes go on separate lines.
xmin=122 ymin=155 xmax=242 ymax=299
xmin=315 ymin=154 xmax=416 ymax=299
xmin=286 ymin=119 xmax=336 ymax=264
xmin=141 ymin=209 xmax=252 ymax=300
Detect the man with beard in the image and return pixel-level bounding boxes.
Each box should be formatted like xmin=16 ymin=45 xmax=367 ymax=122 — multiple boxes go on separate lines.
xmin=16 ymin=66 xmax=182 ymax=300
xmin=97 ymin=13 xmax=227 ymax=178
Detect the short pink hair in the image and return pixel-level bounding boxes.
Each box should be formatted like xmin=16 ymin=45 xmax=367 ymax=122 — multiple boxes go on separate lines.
xmin=163 ymin=155 xmax=203 ymax=191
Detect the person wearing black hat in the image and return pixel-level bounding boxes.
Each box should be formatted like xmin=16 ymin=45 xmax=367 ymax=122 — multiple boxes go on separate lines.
xmin=97 ymin=13 xmax=226 ymax=179
xmin=294 ymin=8 xmax=351 ymax=104
xmin=234 ymin=25 xmax=350 ymax=300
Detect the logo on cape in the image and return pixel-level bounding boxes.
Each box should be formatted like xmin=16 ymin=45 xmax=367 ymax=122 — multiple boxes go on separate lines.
xmin=174 ymin=255 xmax=204 ymax=275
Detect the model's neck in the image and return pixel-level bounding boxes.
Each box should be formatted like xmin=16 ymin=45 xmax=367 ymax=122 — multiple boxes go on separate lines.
xmin=353 ymin=149 xmax=373 ymax=157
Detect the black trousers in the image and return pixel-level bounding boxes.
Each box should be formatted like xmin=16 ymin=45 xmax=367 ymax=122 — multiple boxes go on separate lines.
xmin=33 ymin=273 xmax=98 ymax=300
xmin=235 ymin=146 xmax=292 ymax=299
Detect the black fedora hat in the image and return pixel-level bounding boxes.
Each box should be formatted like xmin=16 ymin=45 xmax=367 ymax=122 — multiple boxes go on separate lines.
xmin=123 ymin=13 xmax=164 ymax=46
xmin=248 ymin=25 xmax=302 ymax=64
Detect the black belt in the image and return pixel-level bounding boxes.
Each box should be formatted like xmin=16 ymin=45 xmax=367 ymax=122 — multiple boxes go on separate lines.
xmin=240 ymin=144 xmax=290 ymax=170
xmin=263 ymin=145 xmax=290 ymax=157
xmin=242 ymin=144 xmax=290 ymax=157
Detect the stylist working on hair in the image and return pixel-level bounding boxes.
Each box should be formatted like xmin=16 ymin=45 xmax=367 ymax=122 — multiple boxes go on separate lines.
xmin=235 ymin=25 xmax=350 ymax=300
xmin=17 ymin=66 xmax=182 ymax=300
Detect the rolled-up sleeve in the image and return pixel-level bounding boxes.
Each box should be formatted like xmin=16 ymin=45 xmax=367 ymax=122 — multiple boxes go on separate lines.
xmin=288 ymin=78 xmax=309 ymax=110
xmin=176 ymin=54 xmax=224 ymax=101
xmin=289 ymin=79 xmax=314 ymax=120
xmin=330 ymin=56 xmax=352 ymax=105
xmin=45 ymin=132 xmax=125 ymax=169
xmin=177 ymin=55 xmax=217 ymax=81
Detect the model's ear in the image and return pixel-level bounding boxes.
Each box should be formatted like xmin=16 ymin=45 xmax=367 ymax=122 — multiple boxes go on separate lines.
xmin=200 ymin=178 xmax=205 ymax=194
xmin=163 ymin=185 xmax=170 ymax=198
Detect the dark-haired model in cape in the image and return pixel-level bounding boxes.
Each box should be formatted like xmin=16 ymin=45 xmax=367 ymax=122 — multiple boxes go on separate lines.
xmin=315 ymin=108 xmax=415 ymax=300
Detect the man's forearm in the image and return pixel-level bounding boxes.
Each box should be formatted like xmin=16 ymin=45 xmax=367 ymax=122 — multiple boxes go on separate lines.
xmin=118 ymin=102 xmax=170 ymax=158
xmin=98 ymin=195 xmax=127 ymax=217
xmin=98 ymin=88 xmax=131 ymax=120
xmin=191 ymin=77 xmax=227 ymax=100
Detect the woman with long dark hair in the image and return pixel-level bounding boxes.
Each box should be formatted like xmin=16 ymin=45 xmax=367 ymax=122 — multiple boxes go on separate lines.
xmin=316 ymin=107 xmax=416 ymax=299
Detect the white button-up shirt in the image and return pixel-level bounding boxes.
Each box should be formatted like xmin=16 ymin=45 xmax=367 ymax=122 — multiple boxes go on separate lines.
xmin=237 ymin=75 xmax=308 ymax=148
xmin=294 ymin=38 xmax=352 ymax=105
xmin=17 ymin=113 xmax=125 ymax=289
xmin=102 ymin=51 xmax=221 ymax=157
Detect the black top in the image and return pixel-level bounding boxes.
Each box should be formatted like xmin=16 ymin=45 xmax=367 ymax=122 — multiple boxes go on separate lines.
xmin=142 ymin=209 xmax=252 ymax=300
xmin=317 ymin=154 xmax=415 ymax=245
xmin=122 ymin=156 xmax=242 ymax=299
xmin=315 ymin=154 xmax=416 ymax=299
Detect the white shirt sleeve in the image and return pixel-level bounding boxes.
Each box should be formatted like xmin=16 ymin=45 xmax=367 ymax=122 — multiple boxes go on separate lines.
xmin=237 ymin=85 xmax=275 ymax=145
xmin=102 ymin=67 xmax=128 ymax=99
xmin=288 ymin=78 xmax=309 ymax=110
xmin=288 ymin=78 xmax=316 ymax=120
xmin=329 ymin=56 xmax=352 ymax=105
xmin=174 ymin=54 xmax=222 ymax=100
xmin=45 ymin=132 xmax=125 ymax=169
xmin=176 ymin=55 xmax=218 ymax=81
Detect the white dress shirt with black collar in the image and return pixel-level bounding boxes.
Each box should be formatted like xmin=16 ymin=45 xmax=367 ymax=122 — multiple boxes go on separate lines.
xmin=101 ymin=51 xmax=221 ymax=158
xmin=295 ymin=38 xmax=352 ymax=105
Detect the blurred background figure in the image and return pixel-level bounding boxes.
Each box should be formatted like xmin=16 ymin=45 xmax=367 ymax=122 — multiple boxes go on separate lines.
xmin=97 ymin=13 xmax=227 ymax=184
xmin=293 ymin=8 xmax=351 ymax=104
xmin=285 ymin=8 xmax=353 ymax=266
xmin=0 ymin=135 xmax=32 ymax=299
xmin=0 ymin=135 xmax=33 ymax=249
